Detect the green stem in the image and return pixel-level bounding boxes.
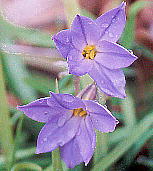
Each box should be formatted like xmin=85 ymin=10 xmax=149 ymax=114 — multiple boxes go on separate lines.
xmin=52 ymin=148 xmax=63 ymax=171
xmin=94 ymin=90 xmax=108 ymax=164
xmin=11 ymin=115 xmax=24 ymax=166
xmin=0 ymin=55 xmax=14 ymax=170
xmin=51 ymin=78 xmax=63 ymax=171
xmin=94 ymin=131 xmax=108 ymax=163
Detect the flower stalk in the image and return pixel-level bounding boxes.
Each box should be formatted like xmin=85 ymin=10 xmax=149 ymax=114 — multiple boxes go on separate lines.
xmin=52 ymin=148 xmax=63 ymax=171
xmin=51 ymin=78 xmax=63 ymax=171
xmin=0 ymin=55 xmax=14 ymax=169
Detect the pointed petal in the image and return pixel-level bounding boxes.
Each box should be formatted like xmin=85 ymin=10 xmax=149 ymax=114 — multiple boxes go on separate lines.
xmin=88 ymin=62 xmax=126 ymax=98
xmin=48 ymin=92 xmax=86 ymax=110
xmin=76 ymin=118 xmax=96 ymax=165
xmin=67 ymin=49 xmax=94 ymax=76
xmin=95 ymin=2 xmax=126 ymax=42
xmin=95 ymin=40 xmax=137 ymax=69
xmin=52 ymin=29 xmax=74 ymax=59
xmin=84 ymin=100 xmax=118 ymax=132
xmin=60 ymin=138 xmax=83 ymax=168
xmin=36 ymin=116 xmax=81 ymax=154
xmin=71 ymin=15 xmax=101 ymax=45
xmin=17 ymin=97 xmax=59 ymax=123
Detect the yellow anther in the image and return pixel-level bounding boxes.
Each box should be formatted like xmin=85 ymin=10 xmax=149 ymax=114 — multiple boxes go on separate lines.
xmin=73 ymin=108 xmax=87 ymax=117
xmin=82 ymin=45 xmax=97 ymax=59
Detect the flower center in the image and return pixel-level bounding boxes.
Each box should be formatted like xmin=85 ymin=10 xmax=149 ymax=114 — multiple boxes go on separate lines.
xmin=73 ymin=108 xmax=87 ymax=117
xmin=82 ymin=45 xmax=97 ymax=59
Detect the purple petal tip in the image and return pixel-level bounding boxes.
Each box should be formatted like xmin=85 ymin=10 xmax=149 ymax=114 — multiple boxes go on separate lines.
xmin=16 ymin=105 xmax=23 ymax=111
xmin=120 ymin=1 xmax=126 ymax=8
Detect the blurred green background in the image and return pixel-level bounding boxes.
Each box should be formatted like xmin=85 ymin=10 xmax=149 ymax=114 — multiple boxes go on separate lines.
xmin=0 ymin=0 xmax=153 ymax=170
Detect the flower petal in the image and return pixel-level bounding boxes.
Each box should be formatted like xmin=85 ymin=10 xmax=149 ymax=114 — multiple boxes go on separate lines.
xmin=68 ymin=49 xmax=94 ymax=76
xmin=88 ymin=62 xmax=126 ymax=98
xmin=52 ymin=29 xmax=73 ymax=59
xmin=36 ymin=116 xmax=81 ymax=154
xmin=17 ymin=97 xmax=58 ymax=123
xmin=60 ymin=138 xmax=83 ymax=168
xmin=76 ymin=117 xmax=96 ymax=165
xmin=95 ymin=2 xmax=126 ymax=42
xmin=49 ymin=92 xmax=86 ymax=110
xmin=95 ymin=40 xmax=137 ymax=69
xmin=71 ymin=15 xmax=101 ymax=45
xmin=84 ymin=100 xmax=118 ymax=132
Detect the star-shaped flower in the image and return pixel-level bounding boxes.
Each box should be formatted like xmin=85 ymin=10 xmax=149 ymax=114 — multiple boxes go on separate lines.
xmin=53 ymin=2 xmax=137 ymax=98
xmin=17 ymin=92 xmax=118 ymax=168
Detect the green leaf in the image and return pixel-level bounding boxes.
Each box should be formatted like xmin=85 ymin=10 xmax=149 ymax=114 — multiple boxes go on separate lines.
xmin=121 ymin=89 xmax=136 ymax=128
xmin=11 ymin=115 xmax=24 ymax=166
xmin=94 ymin=131 xmax=108 ymax=163
xmin=121 ymin=128 xmax=153 ymax=168
xmin=11 ymin=162 xmax=42 ymax=171
xmin=91 ymin=111 xmax=153 ymax=171
xmin=0 ymin=56 xmax=14 ymax=170
xmin=2 ymin=53 xmax=37 ymax=103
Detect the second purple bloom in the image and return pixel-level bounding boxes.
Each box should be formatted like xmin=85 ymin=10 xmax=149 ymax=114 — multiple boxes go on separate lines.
xmin=17 ymin=92 xmax=118 ymax=168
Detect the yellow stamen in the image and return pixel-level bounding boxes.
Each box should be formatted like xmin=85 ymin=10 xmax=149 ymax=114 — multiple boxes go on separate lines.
xmin=82 ymin=45 xmax=97 ymax=59
xmin=73 ymin=108 xmax=87 ymax=117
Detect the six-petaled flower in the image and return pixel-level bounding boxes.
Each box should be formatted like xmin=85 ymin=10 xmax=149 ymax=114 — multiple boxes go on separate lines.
xmin=53 ymin=2 xmax=137 ymax=99
xmin=17 ymin=92 xmax=118 ymax=168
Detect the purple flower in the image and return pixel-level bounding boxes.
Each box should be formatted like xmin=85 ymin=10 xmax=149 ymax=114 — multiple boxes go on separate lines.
xmin=17 ymin=92 xmax=118 ymax=168
xmin=52 ymin=2 xmax=137 ymax=99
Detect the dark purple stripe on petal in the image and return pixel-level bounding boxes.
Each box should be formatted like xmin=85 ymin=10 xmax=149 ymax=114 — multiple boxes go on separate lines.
xmin=75 ymin=15 xmax=88 ymax=45
xmin=17 ymin=97 xmax=55 ymax=123
xmin=88 ymin=62 xmax=126 ymax=98
xmin=49 ymin=92 xmax=86 ymax=110
xmin=95 ymin=40 xmax=138 ymax=69
xmin=76 ymin=118 xmax=95 ymax=165
xmin=52 ymin=29 xmax=74 ymax=59
xmin=60 ymin=137 xmax=83 ymax=168
xmin=36 ymin=116 xmax=81 ymax=154
xmin=95 ymin=2 xmax=126 ymax=42
xmin=71 ymin=15 xmax=101 ymax=45
xmin=83 ymin=100 xmax=118 ymax=132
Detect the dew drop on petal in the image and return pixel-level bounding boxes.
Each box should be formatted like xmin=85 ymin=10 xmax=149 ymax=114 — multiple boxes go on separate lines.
xmin=102 ymin=23 xmax=109 ymax=27
xmin=39 ymin=100 xmax=44 ymax=103
xmin=76 ymin=127 xmax=81 ymax=136
xmin=112 ymin=18 xmax=116 ymax=23
xmin=103 ymin=105 xmax=107 ymax=109
xmin=66 ymin=37 xmax=69 ymax=42
xmin=57 ymin=116 xmax=67 ymax=127
xmin=43 ymin=137 xmax=47 ymax=142
xmin=105 ymin=31 xmax=109 ymax=34
xmin=109 ymin=32 xmax=114 ymax=38
xmin=63 ymin=95 xmax=74 ymax=102
xmin=44 ymin=112 xmax=48 ymax=115
xmin=92 ymin=144 xmax=95 ymax=149
xmin=128 ymin=50 xmax=133 ymax=54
